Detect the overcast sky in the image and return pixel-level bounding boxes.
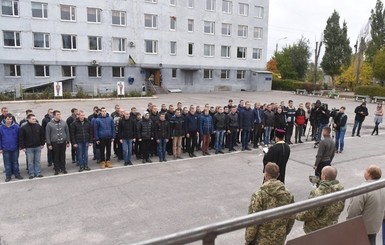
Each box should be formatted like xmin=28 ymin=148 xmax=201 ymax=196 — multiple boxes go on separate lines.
xmin=267 ymin=0 xmax=378 ymax=60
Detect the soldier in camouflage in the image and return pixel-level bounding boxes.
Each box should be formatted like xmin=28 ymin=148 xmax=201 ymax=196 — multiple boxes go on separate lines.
xmin=245 ymin=162 xmax=295 ymax=245
xmin=296 ymin=166 xmax=345 ymax=233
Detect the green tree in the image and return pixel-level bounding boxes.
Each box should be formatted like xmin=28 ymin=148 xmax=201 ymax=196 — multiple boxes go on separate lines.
xmin=275 ymin=37 xmax=311 ymax=80
xmin=321 ymin=10 xmax=353 ymax=86
xmin=337 ymin=61 xmax=373 ymax=89
xmin=366 ymin=0 xmax=385 ymax=63
xmin=373 ymin=48 xmax=385 ymax=85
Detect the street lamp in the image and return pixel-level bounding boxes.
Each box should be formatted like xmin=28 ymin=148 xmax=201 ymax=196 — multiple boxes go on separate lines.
xmin=275 ymin=37 xmax=287 ymax=54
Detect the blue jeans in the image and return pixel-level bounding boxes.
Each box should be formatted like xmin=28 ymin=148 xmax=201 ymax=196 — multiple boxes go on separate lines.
xmin=26 ymin=147 xmax=41 ymax=176
xmin=157 ymin=138 xmax=167 ymax=160
xmin=264 ymin=127 xmax=272 ymax=145
xmin=335 ymin=129 xmax=346 ymax=151
xmin=215 ymin=130 xmax=224 ymax=151
xmin=317 ymin=123 xmax=327 ymax=142
xmin=352 ymin=120 xmax=363 ymax=136
xmin=3 ymin=150 xmax=20 ymax=177
xmin=241 ymin=130 xmax=251 ymax=149
xmin=122 ymin=139 xmax=133 ymax=162
xmin=76 ymin=142 xmax=89 ymax=167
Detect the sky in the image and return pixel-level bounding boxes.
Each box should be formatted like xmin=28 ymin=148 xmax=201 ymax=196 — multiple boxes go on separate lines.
xmin=267 ymin=0 xmax=378 ymax=61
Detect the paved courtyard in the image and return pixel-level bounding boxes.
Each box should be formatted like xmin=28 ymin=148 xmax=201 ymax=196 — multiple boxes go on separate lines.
xmin=0 ymin=91 xmax=384 ymax=244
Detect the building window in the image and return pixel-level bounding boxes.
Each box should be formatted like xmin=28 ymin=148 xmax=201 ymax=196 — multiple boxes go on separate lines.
xmin=112 ymin=37 xmax=126 ymax=52
xmin=206 ymin=0 xmax=215 ymax=11
xmin=221 ymin=69 xmax=230 ymax=79
xmin=222 ymin=0 xmax=232 ymax=14
xmin=88 ymin=66 xmax=101 ymax=78
xmin=170 ymin=0 xmax=176 ymax=6
xmin=237 ymin=47 xmax=246 ymax=58
xmin=203 ymin=69 xmax=213 ymax=79
xmin=89 ymin=36 xmax=102 ymax=51
xmin=62 ymin=34 xmax=77 ymax=50
xmin=3 ymin=31 xmax=20 ymax=47
xmin=170 ymin=41 xmax=177 ymax=55
xmin=172 ymin=68 xmax=177 ymax=78
xmin=34 ymin=65 xmax=49 ymax=77
xmin=112 ymin=67 xmax=124 ymax=78
xmin=4 ymin=64 xmax=20 ymax=77
xmin=221 ymin=45 xmax=230 ymax=58
xmin=112 ymin=10 xmax=126 ymax=26
xmin=221 ymin=23 xmax=231 ymax=36
xmin=237 ymin=70 xmax=246 ymax=79
xmin=204 ymin=21 xmax=215 ymax=34
xmin=238 ymin=25 xmax=248 ymax=38
xmin=255 ymin=5 xmax=264 ymax=18
xmin=188 ymin=43 xmax=194 ymax=55
xmin=188 ymin=0 xmax=194 ymax=8
xmin=87 ymin=8 xmax=101 ymax=23
xmin=145 ymin=40 xmax=157 ymax=54
xmin=188 ymin=19 xmax=194 ymax=32
xmin=239 ymin=3 xmax=249 ymax=16
xmin=204 ymin=44 xmax=215 ymax=57
xmin=33 ymin=32 xmax=50 ymax=49
xmin=62 ymin=66 xmax=75 ymax=77
xmin=253 ymin=27 xmax=263 ymax=39
xmin=1 ymin=0 xmax=18 ymax=16
xmin=144 ymin=0 xmax=157 ymax=3
xmin=144 ymin=14 xmax=157 ymax=28
xmin=170 ymin=16 xmax=176 ymax=31
xmin=252 ymin=48 xmax=262 ymax=60
xmin=60 ymin=5 xmax=76 ymax=21
xmin=31 ymin=2 xmax=47 ymax=18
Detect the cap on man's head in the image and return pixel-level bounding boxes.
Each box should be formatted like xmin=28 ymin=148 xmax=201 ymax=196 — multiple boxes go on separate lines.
xmin=275 ymin=129 xmax=285 ymax=139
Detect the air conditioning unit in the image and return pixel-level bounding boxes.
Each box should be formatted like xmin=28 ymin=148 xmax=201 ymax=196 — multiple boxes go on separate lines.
xmin=128 ymin=41 xmax=135 ymax=47
xmin=91 ymin=60 xmax=98 ymax=65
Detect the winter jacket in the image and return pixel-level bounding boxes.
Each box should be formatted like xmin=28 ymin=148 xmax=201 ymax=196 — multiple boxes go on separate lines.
xmin=185 ymin=112 xmax=199 ymax=133
xmin=70 ymin=118 xmax=92 ymax=144
xmin=19 ymin=122 xmax=45 ymax=148
xmin=170 ymin=115 xmax=185 ymax=137
xmin=154 ymin=119 xmax=170 ymax=140
xmin=95 ymin=114 xmax=115 ymax=140
xmin=41 ymin=113 xmax=52 ymax=131
xmin=0 ymin=122 xmax=19 ymax=151
xmin=274 ymin=112 xmax=286 ymax=130
xmin=240 ymin=108 xmax=254 ymax=130
xmin=46 ymin=119 xmax=70 ymax=145
xmin=334 ymin=112 xmax=347 ymax=131
xmin=253 ymin=108 xmax=265 ymax=124
xmin=118 ymin=115 xmax=137 ymax=139
xmin=295 ymin=108 xmax=306 ymax=125
xmin=137 ymin=118 xmax=154 ymax=140
xmin=296 ymin=179 xmax=345 ymax=233
xmin=213 ymin=112 xmax=227 ymax=131
xmin=227 ymin=112 xmax=239 ymax=129
xmin=199 ymin=114 xmax=214 ymax=135
xmin=166 ymin=111 xmax=175 ymax=121
xmin=285 ymin=106 xmax=296 ymax=125
xmin=245 ymin=179 xmax=295 ymax=245
xmin=264 ymin=110 xmax=275 ymax=127
xmin=354 ymin=105 xmax=369 ymax=122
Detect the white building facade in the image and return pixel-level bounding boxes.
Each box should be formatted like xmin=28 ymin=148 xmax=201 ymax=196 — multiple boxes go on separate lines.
xmin=0 ymin=0 xmax=271 ymax=95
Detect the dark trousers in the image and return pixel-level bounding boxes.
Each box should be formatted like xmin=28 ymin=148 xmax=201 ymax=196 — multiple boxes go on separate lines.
xmin=99 ymin=138 xmax=112 ymax=162
xmin=115 ymin=137 xmax=123 ymax=160
xmin=186 ymin=133 xmax=197 ymax=154
xmin=229 ymin=128 xmax=238 ymax=150
xmin=47 ymin=145 xmax=53 ymax=165
xmin=315 ymin=160 xmax=331 ymax=177
xmin=52 ymin=142 xmax=67 ymax=172
xmin=368 ymin=234 xmax=376 ymax=245
xmin=295 ymin=125 xmax=304 ymax=142
xmin=352 ymin=120 xmax=363 ymax=136
xmin=141 ymin=139 xmax=151 ymax=160
xmin=71 ymin=144 xmax=77 ymax=162
xmin=253 ymin=123 xmax=263 ymax=147
xmin=285 ymin=124 xmax=294 ymax=143
xmin=372 ymin=122 xmax=380 ymax=135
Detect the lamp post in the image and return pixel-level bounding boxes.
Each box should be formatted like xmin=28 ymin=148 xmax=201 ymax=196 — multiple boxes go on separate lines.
xmin=275 ymin=37 xmax=287 ymax=54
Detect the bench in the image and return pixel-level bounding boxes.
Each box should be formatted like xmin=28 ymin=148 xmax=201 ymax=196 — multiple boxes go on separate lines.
xmin=328 ymin=91 xmax=340 ymax=99
xmin=312 ymin=90 xmax=322 ymax=96
xmin=295 ymin=89 xmax=307 ymax=95
xmin=373 ymin=96 xmax=385 ymax=103
xmin=355 ymin=94 xmax=370 ymax=102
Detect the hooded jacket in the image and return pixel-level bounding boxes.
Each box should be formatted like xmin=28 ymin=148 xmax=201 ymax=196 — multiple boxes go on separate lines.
xmin=0 ymin=121 xmax=19 ymax=151
xmin=245 ymin=179 xmax=295 ymax=245
xmin=95 ymin=113 xmax=115 ymax=140
xmin=296 ymin=179 xmax=345 ymax=233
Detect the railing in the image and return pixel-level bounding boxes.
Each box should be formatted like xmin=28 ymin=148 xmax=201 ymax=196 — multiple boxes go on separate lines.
xmin=134 ymin=179 xmax=385 ymax=245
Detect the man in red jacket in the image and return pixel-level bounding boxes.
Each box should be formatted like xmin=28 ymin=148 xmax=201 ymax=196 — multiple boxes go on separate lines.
xmin=295 ymin=103 xmax=306 ymax=144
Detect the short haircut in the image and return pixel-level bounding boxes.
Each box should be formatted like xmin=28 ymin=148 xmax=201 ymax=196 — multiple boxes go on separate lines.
xmin=288 ymin=100 xmax=293 ymax=103
xmin=175 ymin=109 xmax=181 ymax=112
xmin=1 ymin=107 xmax=7 ymax=112
xmin=323 ymin=127 xmax=331 ymax=135
xmin=78 ymin=110 xmax=84 ymax=114
xmin=265 ymin=162 xmax=280 ymax=179
xmin=368 ymin=165 xmax=382 ymax=180
xmin=5 ymin=113 xmax=13 ymax=119
xmin=26 ymin=109 xmax=32 ymax=114
xmin=71 ymin=108 xmax=77 ymax=113
xmin=100 ymin=107 xmax=106 ymax=110
xmin=27 ymin=114 xmax=35 ymax=119
xmin=53 ymin=110 xmax=60 ymax=116
xmin=340 ymin=106 xmax=346 ymax=110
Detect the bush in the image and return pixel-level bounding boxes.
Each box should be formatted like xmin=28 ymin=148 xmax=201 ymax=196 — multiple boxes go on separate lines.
xmin=355 ymin=86 xmax=385 ymax=97
xmin=76 ymin=86 xmax=88 ymax=98
xmin=272 ymin=79 xmax=321 ymax=92
xmin=128 ymin=90 xmax=142 ymax=97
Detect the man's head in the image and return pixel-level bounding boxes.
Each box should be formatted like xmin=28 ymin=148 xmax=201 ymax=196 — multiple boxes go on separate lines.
xmin=288 ymin=100 xmax=293 ymax=107
xmin=189 ymin=105 xmax=195 ymax=114
xmin=100 ymin=107 xmax=107 ymax=117
xmin=131 ymin=107 xmax=137 ymax=114
xmin=47 ymin=108 xmax=53 ymax=116
xmin=217 ymin=106 xmax=223 ymax=114
xmin=255 ymin=102 xmax=261 ymax=109
xmin=78 ymin=111 xmax=85 ymax=121
xmin=25 ymin=109 xmax=32 ymax=116
xmin=267 ymin=105 xmax=272 ymax=111
xmin=71 ymin=108 xmax=78 ymax=116
xmin=4 ymin=113 xmax=13 ymax=126
xmin=231 ymin=106 xmax=237 ymax=113
xmin=169 ymin=104 xmax=175 ymax=112
xmin=362 ymin=102 xmax=366 ymax=107
xmin=365 ymin=164 xmax=382 ymax=181
xmin=245 ymin=101 xmax=251 ymax=109
xmin=322 ymin=127 xmax=331 ymax=138
xmin=123 ymin=111 xmax=130 ymax=119
xmin=151 ymin=105 xmax=158 ymax=113
xmin=159 ymin=113 xmax=166 ymax=121
xmin=27 ymin=113 xmax=37 ymax=124
xmin=161 ymin=104 xmax=167 ymax=111
xmin=275 ymin=129 xmax=285 ymax=141
xmin=340 ymin=106 xmax=346 ymax=113
xmin=264 ymin=162 xmax=280 ymax=181
xmin=175 ymin=109 xmax=181 ymax=117
xmin=1 ymin=107 xmax=8 ymax=116
xmin=53 ymin=110 xmax=61 ymax=121
xmin=321 ymin=166 xmax=338 ymax=181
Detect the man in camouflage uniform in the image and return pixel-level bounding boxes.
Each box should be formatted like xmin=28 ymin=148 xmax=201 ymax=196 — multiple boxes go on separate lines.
xmin=245 ymin=162 xmax=295 ymax=245
xmin=296 ymin=166 xmax=344 ymax=233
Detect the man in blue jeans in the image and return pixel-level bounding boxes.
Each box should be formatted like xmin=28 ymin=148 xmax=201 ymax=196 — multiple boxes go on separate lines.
xmin=119 ymin=110 xmax=137 ymax=166
xmin=333 ymin=106 xmax=347 ymax=153
xmin=213 ymin=106 xmax=227 ymax=154
xmin=70 ymin=111 xmax=92 ymax=172
xmin=352 ymin=102 xmax=369 ymax=137
xmin=240 ymin=102 xmax=254 ymax=151
xmin=0 ymin=114 xmax=23 ymax=182
xmin=154 ymin=113 xmax=170 ymax=162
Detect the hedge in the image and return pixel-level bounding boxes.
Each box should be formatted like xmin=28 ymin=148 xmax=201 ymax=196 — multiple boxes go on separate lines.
xmin=272 ymin=79 xmax=321 ymax=92
xmin=355 ymin=86 xmax=385 ymax=97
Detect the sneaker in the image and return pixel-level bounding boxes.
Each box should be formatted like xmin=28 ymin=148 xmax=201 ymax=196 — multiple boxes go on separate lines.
xmin=62 ymin=170 xmax=68 ymax=174
xmin=29 ymin=176 xmax=34 ymax=179
xmin=72 ymin=160 xmax=76 ymax=164
xmin=159 ymin=159 xmax=163 ymax=162
xmin=84 ymin=166 xmax=91 ymax=171
xmin=5 ymin=177 xmax=11 ymax=182
xmin=177 ymin=156 xmax=183 ymax=159
xmin=357 ymin=135 xmax=361 ymax=137
xmin=298 ymin=141 xmax=304 ymax=143
xmin=79 ymin=167 xmax=84 ymax=172
xmin=48 ymin=163 xmax=52 ymax=167
xmin=15 ymin=175 xmax=23 ymax=180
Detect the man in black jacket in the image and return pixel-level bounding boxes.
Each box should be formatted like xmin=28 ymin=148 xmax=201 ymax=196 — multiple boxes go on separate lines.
xmin=119 ymin=110 xmax=137 ymax=166
xmin=213 ymin=106 xmax=227 ymax=154
xmin=70 ymin=111 xmax=92 ymax=172
xmin=240 ymin=101 xmax=254 ymax=151
xmin=314 ymin=127 xmax=335 ymax=177
xmin=137 ymin=112 xmax=154 ymax=163
xmin=19 ymin=114 xmax=45 ymax=179
xmin=66 ymin=108 xmax=78 ymax=164
xmin=333 ymin=107 xmax=347 ymax=153
xmin=352 ymin=102 xmax=369 ymax=137
xmin=227 ymin=106 xmax=239 ymax=152
xmin=155 ymin=113 xmax=170 ymax=162
xmin=185 ymin=106 xmax=199 ymax=157
xmin=42 ymin=108 xmax=54 ymax=167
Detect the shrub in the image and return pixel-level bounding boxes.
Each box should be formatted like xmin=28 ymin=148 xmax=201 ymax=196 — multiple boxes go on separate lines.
xmin=76 ymin=86 xmax=88 ymax=98
xmin=355 ymin=86 xmax=385 ymax=97
xmin=272 ymin=79 xmax=321 ymax=92
xmin=62 ymin=92 xmax=72 ymax=99
xmin=128 ymin=90 xmax=142 ymax=97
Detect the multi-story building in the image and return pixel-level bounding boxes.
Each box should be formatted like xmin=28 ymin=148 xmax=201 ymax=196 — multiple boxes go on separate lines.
xmin=0 ymin=0 xmax=271 ymax=95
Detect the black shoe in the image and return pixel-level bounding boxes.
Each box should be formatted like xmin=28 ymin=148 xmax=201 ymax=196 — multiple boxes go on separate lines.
xmin=163 ymin=158 xmax=167 ymax=162
xmin=245 ymin=147 xmax=252 ymax=151
xmin=142 ymin=159 xmax=146 ymax=164
xmin=189 ymin=153 xmax=193 ymax=157
xmin=37 ymin=174 xmax=44 ymax=178
xmin=205 ymin=152 xmax=210 ymax=155
xmin=62 ymin=170 xmax=68 ymax=174
xmin=215 ymin=151 xmax=218 ymax=154
xmin=357 ymin=135 xmax=361 ymax=137
xmin=351 ymin=134 xmax=354 ymax=137
xmin=84 ymin=166 xmax=91 ymax=171
xmin=29 ymin=176 xmax=34 ymax=179
xmin=5 ymin=177 xmax=11 ymax=182
xmin=72 ymin=160 xmax=76 ymax=164
xmin=54 ymin=171 xmax=59 ymax=175
xmin=127 ymin=161 xmax=133 ymax=166
xmin=146 ymin=159 xmax=152 ymax=163
xmin=295 ymin=141 xmax=297 ymax=144
xmin=192 ymin=153 xmax=197 ymax=157
xmin=48 ymin=163 xmax=52 ymax=167
xmin=124 ymin=162 xmax=129 ymax=166
xmin=298 ymin=141 xmax=304 ymax=143
xmin=79 ymin=167 xmax=84 ymax=172
xmin=15 ymin=175 xmax=23 ymax=180
xmin=177 ymin=156 xmax=183 ymax=159
xmin=218 ymin=150 xmax=224 ymax=154
xmin=159 ymin=159 xmax=163 ymax=162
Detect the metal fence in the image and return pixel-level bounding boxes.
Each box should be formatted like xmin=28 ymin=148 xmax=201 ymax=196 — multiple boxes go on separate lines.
xmin=134 ymin=179 xmax=385 ymax=245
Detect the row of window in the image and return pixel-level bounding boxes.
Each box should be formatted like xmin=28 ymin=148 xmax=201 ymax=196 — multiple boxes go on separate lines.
xmin=2 ymin=0 xmax=265 ymax=20
xmin=2 ymin=31 xmax=262 ymax=59
xmin=4 ymin=64 xmax=248 ymax=80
